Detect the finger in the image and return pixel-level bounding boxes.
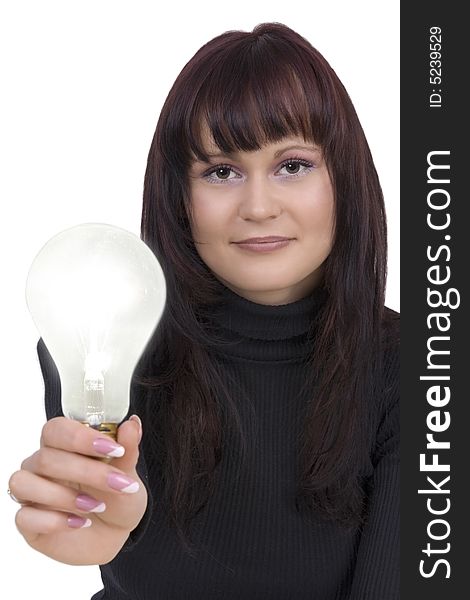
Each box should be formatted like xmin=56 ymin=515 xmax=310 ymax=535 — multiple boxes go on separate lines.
xmin=40 ymin=417 xmax=126 ymax=459
xmin=15 ymin=505 xmax=92 ymax=544
xmin=22 ymin=447 xmax=140 ymax=495
xmin=8 ymin=470 xmax=106 ymax=514
xmin=109 ymin=415 xmax=142 ymax=474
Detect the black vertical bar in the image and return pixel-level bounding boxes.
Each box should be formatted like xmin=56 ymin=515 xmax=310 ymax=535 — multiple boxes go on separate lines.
xmin=401 ymin=2 xmax=467 ymax=597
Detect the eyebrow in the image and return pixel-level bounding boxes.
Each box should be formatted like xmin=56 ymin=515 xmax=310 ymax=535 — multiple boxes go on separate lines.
xmin=196 ymin=144 xmax=320 ymax=163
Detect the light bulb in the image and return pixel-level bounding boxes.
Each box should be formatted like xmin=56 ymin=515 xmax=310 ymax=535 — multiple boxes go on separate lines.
xmin=26 ymin=223 xmax=166 ymax=439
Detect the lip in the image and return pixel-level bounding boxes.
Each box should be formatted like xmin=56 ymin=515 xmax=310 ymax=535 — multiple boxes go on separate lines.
xmin=233 ymin=236 xmax=293 ymax=244
xmin=232 ymin=236 xmax=294 ymax=253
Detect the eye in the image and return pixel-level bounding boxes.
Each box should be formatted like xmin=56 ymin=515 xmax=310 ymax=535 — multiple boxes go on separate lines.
xmin=203 ymin=164 xmax=240 ymax=184
xmin=201 ymin=157 xmax=315 ymax=184
xmin=277 ymin=158 xmax=314 ymax=178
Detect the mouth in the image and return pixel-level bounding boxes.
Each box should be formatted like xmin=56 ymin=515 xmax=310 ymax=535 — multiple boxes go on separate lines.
xmin=233 ymin=236 xmax=293 ymax=244
xmin=232 ymin=236 xmax=295 ymax=253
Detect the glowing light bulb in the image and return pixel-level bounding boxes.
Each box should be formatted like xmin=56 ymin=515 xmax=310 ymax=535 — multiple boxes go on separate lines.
xmin=26 ymin=223 xmax=166 ymax=438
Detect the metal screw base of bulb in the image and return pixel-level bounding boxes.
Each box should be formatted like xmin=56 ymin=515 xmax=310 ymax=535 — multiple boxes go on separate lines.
xmin=81 ymin=421 xmax=118 ymax=441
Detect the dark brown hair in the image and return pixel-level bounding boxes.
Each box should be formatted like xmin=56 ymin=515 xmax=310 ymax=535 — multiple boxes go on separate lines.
xmin=137 ymin=22 xmax=389 ymax=553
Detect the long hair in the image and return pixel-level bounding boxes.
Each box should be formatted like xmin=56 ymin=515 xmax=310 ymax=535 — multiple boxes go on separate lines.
xmin=137 ymin=22 xmax=389 ymax=554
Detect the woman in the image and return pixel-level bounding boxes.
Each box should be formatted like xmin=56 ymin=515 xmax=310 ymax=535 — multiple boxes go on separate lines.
xmin=9 ymin=22 xmax=399 ymax=599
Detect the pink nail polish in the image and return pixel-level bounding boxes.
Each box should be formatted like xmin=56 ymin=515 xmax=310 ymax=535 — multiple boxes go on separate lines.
xmin=92 ymin=437 xmax=125 ymax=458
xmin=107 ymin=472 xmax=140 ymax=493
xmin=75 ymin=494 xmax=106 ymax=513
xmin=67 ymin=515 xmax=92 ymax=529
xmin=129 ymin=414 xmax=143 ymax=439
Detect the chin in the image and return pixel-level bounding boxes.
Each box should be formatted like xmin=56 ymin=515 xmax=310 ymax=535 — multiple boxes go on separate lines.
xmin=220 ymin=276 xmax=299 ymax=294
xmin=215 ymin=273 xmax=316 ymax=304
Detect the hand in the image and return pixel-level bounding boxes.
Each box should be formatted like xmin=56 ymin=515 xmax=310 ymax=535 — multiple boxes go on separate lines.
xmin=8 ymin=415 xmax=148 ymax=565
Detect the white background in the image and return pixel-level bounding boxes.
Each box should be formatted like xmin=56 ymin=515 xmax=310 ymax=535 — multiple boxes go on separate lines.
xmin=0 ymin=1 xmax=399 ymax=598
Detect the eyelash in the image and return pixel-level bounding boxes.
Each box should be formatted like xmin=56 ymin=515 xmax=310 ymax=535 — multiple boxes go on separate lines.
xmin=202 ymin=157 xmax=315 ymax=184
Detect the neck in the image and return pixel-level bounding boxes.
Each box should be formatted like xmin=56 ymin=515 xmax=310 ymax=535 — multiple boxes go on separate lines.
xmin=206 ymin=281 xmax=328 ymax=362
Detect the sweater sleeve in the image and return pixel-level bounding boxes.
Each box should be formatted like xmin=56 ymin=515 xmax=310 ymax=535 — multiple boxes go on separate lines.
xmin=348 ymin=348 xmax=400 ymax=600
xmin=36 ymin=338 xmax=153 ymax=552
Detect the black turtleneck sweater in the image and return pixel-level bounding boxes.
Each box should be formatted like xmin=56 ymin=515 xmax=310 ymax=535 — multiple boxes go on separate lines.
xmin=39 ymin=284 xmax=399 ymax=600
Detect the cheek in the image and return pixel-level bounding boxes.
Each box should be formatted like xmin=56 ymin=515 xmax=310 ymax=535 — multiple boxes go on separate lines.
xmin=296 ymin=182 xmax=335 ymax=241
xmin=322 ymin=201 xmax=335 ymax=242
xmin=190 ymin=198 xmax=231 ymax=242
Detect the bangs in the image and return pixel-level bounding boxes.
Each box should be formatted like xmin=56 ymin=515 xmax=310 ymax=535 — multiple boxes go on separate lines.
xmin=184 ymin=36 xmax=330 ymax=162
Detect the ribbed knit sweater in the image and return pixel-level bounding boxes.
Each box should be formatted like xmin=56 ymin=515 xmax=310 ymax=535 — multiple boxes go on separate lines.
xmin=39 ymin=283 xmax=399 ymax=600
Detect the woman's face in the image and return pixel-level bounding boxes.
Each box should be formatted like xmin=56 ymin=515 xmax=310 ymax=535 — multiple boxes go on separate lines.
xmin=188 ymin=132 xmax=335 ymax=305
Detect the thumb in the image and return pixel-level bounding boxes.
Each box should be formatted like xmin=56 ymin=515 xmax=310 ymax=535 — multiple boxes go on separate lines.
xmin=110 ymin=414 xmax=143 ymax=475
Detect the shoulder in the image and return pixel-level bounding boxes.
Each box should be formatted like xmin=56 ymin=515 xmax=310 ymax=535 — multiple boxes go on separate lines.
xmin=381 ymin=306 xmax=400 ymax=383
xmin=382 ymin=306 xmax=400 ymax=348
xmin=369 ymin=307 xmax=400 ymax=457
xmin=372 ymin=307 xmax=399 ymax=420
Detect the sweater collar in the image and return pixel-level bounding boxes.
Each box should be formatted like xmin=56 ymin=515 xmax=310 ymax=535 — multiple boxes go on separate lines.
xmin=207 ymin=283 xmax=328 ymax=362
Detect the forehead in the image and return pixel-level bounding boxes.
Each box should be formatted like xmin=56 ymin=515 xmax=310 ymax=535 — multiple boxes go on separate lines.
xmin=193 ymin=124 xmax=319 ymax=162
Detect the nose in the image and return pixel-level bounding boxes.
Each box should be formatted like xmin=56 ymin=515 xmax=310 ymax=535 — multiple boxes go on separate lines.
xmin=237 ymin=175 xmax=282 ymax=221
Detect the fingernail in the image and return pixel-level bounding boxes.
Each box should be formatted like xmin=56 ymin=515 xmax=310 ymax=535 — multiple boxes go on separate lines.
xmin=75 ymin=494 xmax=106 ymax=513
xmin=7 ymin=489 xmax=20 ymax=504
xmin=129 ymin=414 xmax=143 ymax=440
xmin=93 ymin=437 xmax=125 ymax=458
xmin=67 ymin=515 xmax=92 ymax=529
xmin=107 ymin=472 xmax=140 ymax=494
